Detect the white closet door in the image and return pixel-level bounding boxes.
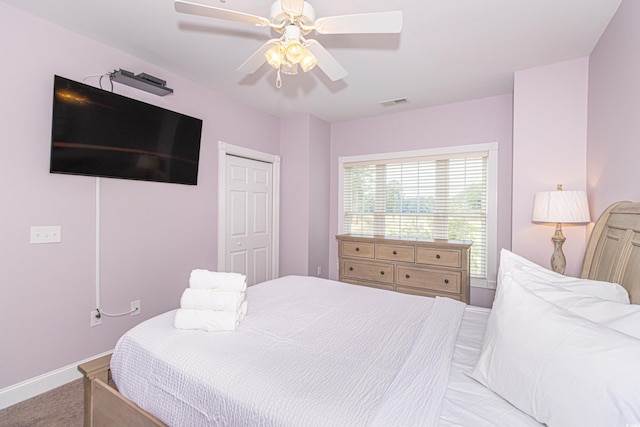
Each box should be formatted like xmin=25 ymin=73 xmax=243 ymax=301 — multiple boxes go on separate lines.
xmin=225 ymin=155 xmax=272 ymax=286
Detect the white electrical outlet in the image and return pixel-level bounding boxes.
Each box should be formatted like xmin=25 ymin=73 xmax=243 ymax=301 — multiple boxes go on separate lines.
xmin=317 ymin=265 xmax=322 ymax=276
xmin=131 ymin=300 xmax=141 ymax=316
xmin=90 ymin=310 xmax=102 ymax=327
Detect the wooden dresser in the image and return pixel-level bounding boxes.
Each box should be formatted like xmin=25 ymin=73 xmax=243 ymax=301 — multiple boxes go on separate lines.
xmin=336 ymin=234 xmax=472 ymax=303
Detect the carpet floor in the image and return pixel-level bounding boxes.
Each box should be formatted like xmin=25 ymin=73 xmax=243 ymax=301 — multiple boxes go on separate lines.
xmin=0 ymin=379 xmax=83 ymax=427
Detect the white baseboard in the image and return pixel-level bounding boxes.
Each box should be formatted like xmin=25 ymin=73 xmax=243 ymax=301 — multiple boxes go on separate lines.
xmin=0 ymin=350 xmax=113 ymax=411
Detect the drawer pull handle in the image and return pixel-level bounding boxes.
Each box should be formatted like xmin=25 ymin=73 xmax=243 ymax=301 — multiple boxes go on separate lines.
xmin=436 ymin=254 xmax=441 ymax=259
xmin=355 ymin=247 xmax=360 ymax=252
xmin=444 ymin=279 xmax=449 ymax=284
xmin=405 ymin=274 xmax=410 ymax=279
xmin=393 ymin=250 xmax=397 ymax=255
xmin=380 ymin=271 xmax=385 ymax=275
xmin=349 ymin=267 xmax=353 ymax=271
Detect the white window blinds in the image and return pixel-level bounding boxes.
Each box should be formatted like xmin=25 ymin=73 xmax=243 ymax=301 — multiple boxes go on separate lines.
xmin=342 ymin=151 xmax=488 ymax=279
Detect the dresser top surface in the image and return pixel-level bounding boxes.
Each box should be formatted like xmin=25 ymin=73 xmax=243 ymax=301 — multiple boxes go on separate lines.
xmin=336 ymin=234 xmax=472 ymax=248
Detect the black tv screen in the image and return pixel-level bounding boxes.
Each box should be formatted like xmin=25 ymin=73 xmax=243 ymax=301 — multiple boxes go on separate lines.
xmin=50 ymin=75 xmax=203 ymax=185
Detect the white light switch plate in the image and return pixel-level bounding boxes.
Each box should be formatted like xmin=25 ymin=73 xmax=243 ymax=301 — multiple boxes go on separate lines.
xmin=30 ymin=226 xmax=62 ymax=244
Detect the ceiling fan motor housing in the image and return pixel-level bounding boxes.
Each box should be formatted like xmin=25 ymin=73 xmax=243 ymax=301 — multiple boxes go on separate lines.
xmin=270 ymin=0 xmax=315 ymax=33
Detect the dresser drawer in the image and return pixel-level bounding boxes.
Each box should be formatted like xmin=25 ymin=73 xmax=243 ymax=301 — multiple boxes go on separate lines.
xmin=342 ymin=259 xmax=394 ymax=284
xmin=396 ymin=266 xmax=461 ymax=293
xmin=416 ymin=247 xmax=461 ymax=268
xmin=376 ymin=244 xmax=415 ymax=262
xmin=341 ymin=241 xmax=375 ymax=258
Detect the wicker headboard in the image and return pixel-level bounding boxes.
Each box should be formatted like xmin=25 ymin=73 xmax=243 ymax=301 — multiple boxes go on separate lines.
xmin=581 ymin=201 xmax=640 ymax=304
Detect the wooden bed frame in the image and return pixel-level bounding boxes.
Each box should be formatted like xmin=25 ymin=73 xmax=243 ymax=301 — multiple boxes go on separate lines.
xmin=581 ymin=201 xmax=640 ymax=304
xmin=77 ymin=201 xmax=640 ymax=427
xmin=77 ymin=355 xmax=164 ymax=427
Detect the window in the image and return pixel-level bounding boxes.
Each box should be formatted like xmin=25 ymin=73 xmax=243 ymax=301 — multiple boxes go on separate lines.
xmin=339 ymin=143 xmax=498 ymax=287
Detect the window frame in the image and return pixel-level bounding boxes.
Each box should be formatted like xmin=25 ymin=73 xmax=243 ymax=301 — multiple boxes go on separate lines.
xmin=338 ymin=142 xmax=498 ymax=289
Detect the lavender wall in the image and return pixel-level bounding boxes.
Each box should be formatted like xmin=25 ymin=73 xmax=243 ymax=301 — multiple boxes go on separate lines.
xmin=511 ymin=58 xmax=590 ymax=277
xmin=0 ymin=3 xmax=280 ymax=390
xmin=329 ymin=95 xmax=514 ymax=307
xmin=279 ymin=115 xmax=311 ymax=276
xmin=588 ymin=0 xmax=640 ymax=214
xmin=279 ymin=114 xmax=331 ymax=278
xmin=307 ymin=116 xmax=331 ymax=278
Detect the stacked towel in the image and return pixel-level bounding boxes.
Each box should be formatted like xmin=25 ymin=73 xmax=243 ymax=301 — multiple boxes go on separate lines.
xmin=175 ymin=270 xmax=248 ymax=332
xmin=175 ymin=301 xmax=247 ymax=332
xmin=180 ymin=288 xmax=245 ymax=311
xmin=189 ymin=270 xmax=247 ymax=292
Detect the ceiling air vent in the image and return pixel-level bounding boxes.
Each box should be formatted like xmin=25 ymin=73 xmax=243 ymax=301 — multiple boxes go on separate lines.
xmin=379 ymin=97 xmax=409 ymax=108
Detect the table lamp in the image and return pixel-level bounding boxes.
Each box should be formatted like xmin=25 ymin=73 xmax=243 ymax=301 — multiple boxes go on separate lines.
xmin=532 ymin=184 xmax=590 ymax=274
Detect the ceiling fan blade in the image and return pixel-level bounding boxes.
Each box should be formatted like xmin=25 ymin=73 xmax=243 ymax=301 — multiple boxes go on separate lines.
xmin=313 ymin=11 xmax=402 ymax=34
xmin=281 ymin=0 xmax=305 ymax=17
xmin=237 ymin=39 xmax=280 ymax=74
xmin=305 ymin=40 xmax=347 ymax=82
xmin=175 ymin=0 xmax=270 ymax=27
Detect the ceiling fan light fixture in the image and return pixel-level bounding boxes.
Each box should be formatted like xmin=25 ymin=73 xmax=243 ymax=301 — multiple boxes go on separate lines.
xmin=299 ymin=49 xmax=317 ymax=72
xmin=280 ymin=60 xmax=298 ymax=75
xmin=265 ymin=44 xmax=284 ymax=69
xmin=282 ymin=25 xmax=305 ymax=64
xmin=285 ymin=40 xmax=305 ymax=63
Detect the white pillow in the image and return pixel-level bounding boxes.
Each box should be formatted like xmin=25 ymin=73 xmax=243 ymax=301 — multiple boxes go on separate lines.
xmin=469 ymin=275 xmax=640 ymax=427
xmin=505 ymin=267 xmax=640 ymax=338
xmin=499 ymin=249 xmax=630 ymax=304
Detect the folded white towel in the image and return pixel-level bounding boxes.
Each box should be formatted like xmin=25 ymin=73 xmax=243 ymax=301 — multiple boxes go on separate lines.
xmin=174 ymin=301 xmax=248 ymax=332
xmin=180 ymin=288 xmax=245 ymax=311
xmin=189 ymin=270 xmax=247 ymax=292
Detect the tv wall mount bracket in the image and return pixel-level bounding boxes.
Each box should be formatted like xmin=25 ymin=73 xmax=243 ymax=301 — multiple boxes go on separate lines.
xmin=110 ymin=69 xmax=173 ymax=96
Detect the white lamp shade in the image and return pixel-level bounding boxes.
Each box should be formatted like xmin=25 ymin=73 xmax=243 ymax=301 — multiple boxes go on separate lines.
xmin=532 ymin=190 xmax=590 ymax=224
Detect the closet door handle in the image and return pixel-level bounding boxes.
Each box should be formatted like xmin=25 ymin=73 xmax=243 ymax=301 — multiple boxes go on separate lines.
xmin=380 ymin=271 xmax=385 ymax=275
xmin=444 ymin=279 xmax=449 ymax=284
xmin=405 ymin=274 xmax=410 ymax=279
xmin=349 ymin=267 xmax=353 ymax=271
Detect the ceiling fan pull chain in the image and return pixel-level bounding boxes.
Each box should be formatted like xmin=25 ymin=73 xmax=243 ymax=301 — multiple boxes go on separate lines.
xmin=276 ymin=69 xmax=283 ymax=89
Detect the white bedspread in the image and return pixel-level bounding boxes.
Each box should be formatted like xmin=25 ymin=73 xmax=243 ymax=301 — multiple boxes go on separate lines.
xmin=111 ymin=276 xmax=467 ymax=427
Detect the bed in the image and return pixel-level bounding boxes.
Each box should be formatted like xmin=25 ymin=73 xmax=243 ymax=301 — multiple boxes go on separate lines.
xmin=78 ymin=201 xmax=640 ymax=427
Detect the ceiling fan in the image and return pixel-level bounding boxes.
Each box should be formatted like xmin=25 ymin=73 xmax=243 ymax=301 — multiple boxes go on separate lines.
xmin=174 ymin=0 xmax=402 ymax=85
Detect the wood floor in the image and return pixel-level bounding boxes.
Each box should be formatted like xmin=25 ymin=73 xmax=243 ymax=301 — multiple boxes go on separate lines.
xmin=0 ymin=379 xmax=83 ymax=427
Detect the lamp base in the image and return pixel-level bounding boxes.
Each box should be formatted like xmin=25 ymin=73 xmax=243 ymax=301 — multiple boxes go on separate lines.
xmin=550 ymin=223 xmax=566 ymax=274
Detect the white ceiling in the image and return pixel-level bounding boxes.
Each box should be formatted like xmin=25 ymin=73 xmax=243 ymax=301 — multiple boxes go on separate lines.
xmin=3 ymin=0 xmax=622 ymax=123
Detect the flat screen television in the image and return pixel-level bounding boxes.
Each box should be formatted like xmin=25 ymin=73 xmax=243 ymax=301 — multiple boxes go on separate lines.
xmin=50 ymin=75 xmax=203 ymax=185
